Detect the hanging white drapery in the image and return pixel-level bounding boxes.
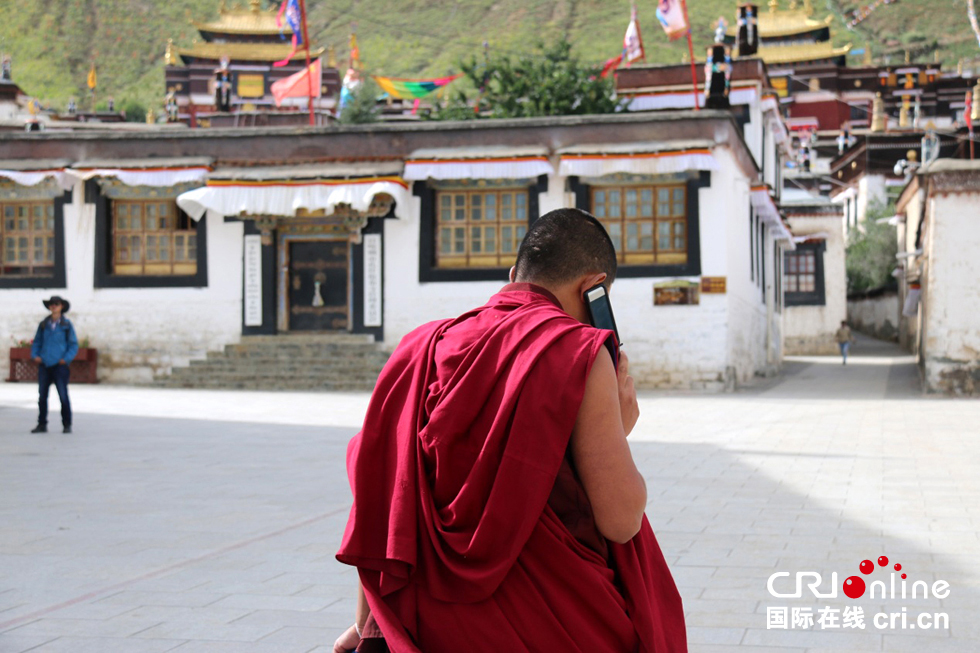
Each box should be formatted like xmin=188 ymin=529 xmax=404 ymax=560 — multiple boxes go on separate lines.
xmin=66 ymin=157 xmax=213 ymax=187
xmin=403 ymin=147 xmax=554 ymax=180
xmin=0 ymin=159 xmax=73 ymax=190
xmin=751 ymin=185 xmax=795 ymax=247
xmin=558 ymin=142 xmax=719 ymax=178
xmin=176 ymin=163 xmax=409 ymax=221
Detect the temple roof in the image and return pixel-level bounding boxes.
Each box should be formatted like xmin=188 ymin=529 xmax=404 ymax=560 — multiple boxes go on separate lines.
xmin=740 ymin=40 xmax=851 ymax=64
xmin=176 ymin=42 xmax=325 ymax=63
xmin=193 ymin=0 xmax=292 ymax=36
xmin=726 ymin=5 xmax=834 ymax=39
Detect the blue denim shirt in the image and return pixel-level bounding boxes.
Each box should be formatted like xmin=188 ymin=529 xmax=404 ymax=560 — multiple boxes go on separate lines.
xmin=30 ymin=316 xmax=79 ymax=368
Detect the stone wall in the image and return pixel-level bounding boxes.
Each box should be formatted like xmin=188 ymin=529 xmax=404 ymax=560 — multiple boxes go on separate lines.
xmin=848 ymin=289 xmax=899 ymax=342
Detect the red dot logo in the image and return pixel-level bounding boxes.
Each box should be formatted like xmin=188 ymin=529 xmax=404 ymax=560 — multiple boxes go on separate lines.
xmin=843 ymin=576 xmax=866 ymax=599
xmin=877 ymin=556 xmax=889 ymax=567
xmin=901 ymin=573 xmax=907 ymax=579
xmin=860 ymin=560 xmax=874 ymax=574
xmin=894 ymin=563 xmax=902 ymax=571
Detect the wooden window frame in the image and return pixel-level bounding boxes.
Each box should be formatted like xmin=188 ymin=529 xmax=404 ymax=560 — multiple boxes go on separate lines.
xmin=1 ymin=200 xmax=56 ymax=277
xmin=91 ymin=181 xmax=208 ymax=289
xmin=784 ymin=241 xmax=826 ymax=306
xmin=570 ymin=173 xmax=707 ymax=279
xmin=110 ymin=198 xmax=198 ymax=276
xmin=590 ymin=184 xmax=688 ymax=266
xmin=0 ymin=193 xmax=67 ymax=289
xmin=434 ymin=188 xmax=529 ymax=269
xmin=416 ymin=176 xmax=546 ymax=283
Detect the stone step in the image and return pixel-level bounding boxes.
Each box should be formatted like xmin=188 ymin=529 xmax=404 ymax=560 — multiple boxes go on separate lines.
xmin=158 ymin=333 xmax=391 ymax=390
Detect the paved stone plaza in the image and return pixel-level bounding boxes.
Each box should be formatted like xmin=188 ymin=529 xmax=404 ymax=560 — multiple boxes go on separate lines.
xmin=1 ymin=335 xmax=978 ymax=653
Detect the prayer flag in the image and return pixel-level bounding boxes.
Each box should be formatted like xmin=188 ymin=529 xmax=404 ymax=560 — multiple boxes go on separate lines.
xmin=656 ymin=0 xmax=690 ymax=41
xmin=273 ymin=0 xmax=303 ymax=68
xmin=372 ymin=74 xmax=462 ymax=100
xmin=271 ymin=58 xmax=322 ymax=107
xmin=623 ymin=6 xmax=645 ymax=64
xmin=87 ymin=65 xmax=97 ymax=90
xmin=600 ymin=54 xmax=623 ymax=78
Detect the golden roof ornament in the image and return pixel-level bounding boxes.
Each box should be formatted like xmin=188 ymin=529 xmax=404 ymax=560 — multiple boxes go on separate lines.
xmin=871 ymin=92 xmax=886 ymax=132
xmin=219 ymin=0 xmax=227 ymax=13
xmin=328 ymin=45 xmax=337 ymax=68
xmin=803 ymin=0 xmax=814 ymax=15
xmin=905 ymin=50 xmax=911 ymax=64
xmin=250 ymin=0 xmax=260 ymax=13
xmin=164 ymin=39 xmax=178 ymax=65
xmin=789 ymin=0 xmax=798 ymax=9
xmin=769 ymin=0 xmax=779 ymax=13
xmin=863 ymin=48 xmax=872 ymax=66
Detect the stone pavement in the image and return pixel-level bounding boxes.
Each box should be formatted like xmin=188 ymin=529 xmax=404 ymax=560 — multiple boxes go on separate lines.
xmin=1 ymin=334 xmax=978 ymax=653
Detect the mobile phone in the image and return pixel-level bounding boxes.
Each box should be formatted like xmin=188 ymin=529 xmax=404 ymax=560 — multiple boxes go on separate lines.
xmin=584 ymin=284 xmax=621 ymax=355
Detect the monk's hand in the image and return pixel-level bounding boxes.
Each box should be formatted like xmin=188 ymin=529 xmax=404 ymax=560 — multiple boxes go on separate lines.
xmin=33 ymin=357 xmax=42 ymax=364
xmin=333 ymin=624 xmax=360 ymax=653
xmin=617 ymin=351 xmax=639 ymax=436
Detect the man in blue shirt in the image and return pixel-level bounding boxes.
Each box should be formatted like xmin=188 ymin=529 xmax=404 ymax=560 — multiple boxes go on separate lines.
xmin=30 ymin=296 xmax=78 ymax=433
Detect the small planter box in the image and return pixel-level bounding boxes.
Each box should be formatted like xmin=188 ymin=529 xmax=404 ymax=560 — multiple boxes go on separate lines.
xmin=7 ymin=347 xmax=99 ymax=383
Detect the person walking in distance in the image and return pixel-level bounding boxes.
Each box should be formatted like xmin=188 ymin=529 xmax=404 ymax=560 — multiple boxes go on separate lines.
xmin=30 ymin=296 xmax=78 ymax=433
xmin=835 ymin=320 xmax=855 ymax=365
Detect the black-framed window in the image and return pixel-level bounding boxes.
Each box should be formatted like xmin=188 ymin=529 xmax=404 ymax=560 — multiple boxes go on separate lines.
xmin=417 ymin=176 xmax=546 ymax=282
xmin=571 ymin=172 xmax=707 ymax=278
xmin=90 ymin=180 xmax=208 ymax=288
xmin=0 ymin=186 xmax=68 ymax=290
xmin=784 ymin=241 xmax=826 ymax=306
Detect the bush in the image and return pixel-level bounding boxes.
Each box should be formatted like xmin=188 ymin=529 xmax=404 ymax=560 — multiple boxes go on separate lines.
xmin=846 ymin=200 xmax=898 ymax=293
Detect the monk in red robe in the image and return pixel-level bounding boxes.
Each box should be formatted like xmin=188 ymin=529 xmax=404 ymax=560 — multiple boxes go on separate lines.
xmin=335 ymin=208 xmax=686 ymax=652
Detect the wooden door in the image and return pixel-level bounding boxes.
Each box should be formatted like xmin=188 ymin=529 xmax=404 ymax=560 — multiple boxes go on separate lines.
xmin=287 ymin=240 xmax=348 ymax=331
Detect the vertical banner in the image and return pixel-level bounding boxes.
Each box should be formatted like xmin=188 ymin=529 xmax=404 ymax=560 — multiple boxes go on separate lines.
xmin=244 ymin=235 xmax=263 ymax=327
xmin=363 ymin=233 xmax=382 ymax=327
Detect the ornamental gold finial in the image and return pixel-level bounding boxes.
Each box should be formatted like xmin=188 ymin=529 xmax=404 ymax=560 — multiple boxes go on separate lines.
xmin=328 ymin=45 xmax=337 ymax=68
xmin=871 ymin=92 xmax=886 ymax=132
xmin=164 ymin=38 xmax=178 ymax=65
xmin=803 ymin=0 xmax=814 ymax=15
xmin=219 ymin=0 xmax=227 ymax=13
xmin=789 ymin=0 xmax=798 ymax=9
xmin=250 ymin=0 xmax=260 ymax=13
xmin=769 ymin=0 xmax=779 ymax=13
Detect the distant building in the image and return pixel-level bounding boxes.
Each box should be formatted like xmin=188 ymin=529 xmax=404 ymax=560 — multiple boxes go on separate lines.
xmin=163 ymin=0 xmax=341 ymax=126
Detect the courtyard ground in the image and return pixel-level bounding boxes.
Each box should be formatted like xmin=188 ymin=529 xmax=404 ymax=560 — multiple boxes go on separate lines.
xmin=1 ymin=335 xmax=978 ymax=652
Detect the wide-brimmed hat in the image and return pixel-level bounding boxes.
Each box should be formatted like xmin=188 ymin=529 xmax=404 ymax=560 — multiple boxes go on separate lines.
xmin=42 ymin=295 xmax=70 ymax=313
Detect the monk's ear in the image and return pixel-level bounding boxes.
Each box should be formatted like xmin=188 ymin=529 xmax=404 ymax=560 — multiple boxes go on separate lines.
xmin=579 ymin=272 xmax=607 ymax=298
xmin=508 ymin=266 xmax=517 ymax=283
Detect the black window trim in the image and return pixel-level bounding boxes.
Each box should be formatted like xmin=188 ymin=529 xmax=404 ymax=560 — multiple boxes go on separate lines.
xmin=417 ymin=175 xmax=547 ymax=283
xmin=91 ymin=180 xmax=209 ymax=289
xmin=0 ymin=191 xmax=69 ymax=290
xmin=570 ymin=171 xmax=707 ymax=279
xmin=784 ymin=241 xmax=827 ymax=306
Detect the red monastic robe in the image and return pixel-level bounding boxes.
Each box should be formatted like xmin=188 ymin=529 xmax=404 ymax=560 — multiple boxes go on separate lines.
xmin=337 ymin=284 xmax=687 ymax=652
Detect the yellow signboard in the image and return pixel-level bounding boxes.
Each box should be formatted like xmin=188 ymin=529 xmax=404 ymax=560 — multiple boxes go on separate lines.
xmin=237 ymin=74 xmax=265 ymax=98
xmin=701 ymin=277 xmax=727 ymax=294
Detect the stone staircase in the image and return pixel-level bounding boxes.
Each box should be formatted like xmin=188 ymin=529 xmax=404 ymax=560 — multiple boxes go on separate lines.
xmin=159 ymin=334 xmax=391 ymax=391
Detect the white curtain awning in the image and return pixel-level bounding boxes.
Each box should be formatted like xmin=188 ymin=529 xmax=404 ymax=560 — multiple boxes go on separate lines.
xmin=751 ymin=186 xmax=795 ymax=248
xmin=626 ymin=87 xmax=757 ymax=112
xmin=404 ymin=147 xmax=553 ymax=180
xmin=558 ymin=142 xmax=719 ymax=178
xmin=177 ymin=176 xmax=410 ymax=221
xmin=0 ymin=160 xmax=73 ymax=190
xmin=67 ymin=157 xmax=213 ymax=187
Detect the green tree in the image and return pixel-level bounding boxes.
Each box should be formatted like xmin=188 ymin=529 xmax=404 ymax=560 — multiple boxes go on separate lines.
xmin=433 ymin=40 xmax=625 ymax=120
xmin=337 ymin=78 xmax=380 ymax=124
xmin=846 ymin=200 xmax=898 ymax=293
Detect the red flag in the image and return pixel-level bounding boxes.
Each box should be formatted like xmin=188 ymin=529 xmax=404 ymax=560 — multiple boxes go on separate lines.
xmin=271 ymin=58 xmax=322 ymax=107
xmin=600 ymin=54 xmax=623 ymax=78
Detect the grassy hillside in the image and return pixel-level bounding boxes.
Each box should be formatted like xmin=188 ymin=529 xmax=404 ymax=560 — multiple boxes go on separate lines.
xmin=0 ymin=0 xmax=975 ymax=113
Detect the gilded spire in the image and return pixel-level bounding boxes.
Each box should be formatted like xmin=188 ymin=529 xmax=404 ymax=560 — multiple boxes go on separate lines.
xmin=973 ymin=80 xmax=980 ymax=122
xmin=328 ymin=45 xmax=337 ymax=68
xmin=871 ymin=92 xmax=886 ymax=132
xmin=164 ymin=38 xmax=178 ymax=65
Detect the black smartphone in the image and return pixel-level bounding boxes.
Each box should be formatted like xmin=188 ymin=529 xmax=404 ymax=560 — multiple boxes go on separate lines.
xmin=584 ymin=284 xmax=621 ymax=356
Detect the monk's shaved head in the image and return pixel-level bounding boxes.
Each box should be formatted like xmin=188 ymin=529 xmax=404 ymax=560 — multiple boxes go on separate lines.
xmin=514 ymin=208 xmax=617 ymax=288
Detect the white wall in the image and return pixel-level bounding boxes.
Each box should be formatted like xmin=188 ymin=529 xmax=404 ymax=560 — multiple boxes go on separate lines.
xmin=857 ymin=174 xmax=887 ymax=224
xmin=0 ymin=183 xmax=244 ymax=383
xmin=848 ymin=292 xmax=899 ymax=341
xmin=921 ymin=192 xmax=980 ymax=394
xmin=383 ymin=149 xmax=773 ymax=391
xmin=783 ymin=215 xmax=847 ymax=354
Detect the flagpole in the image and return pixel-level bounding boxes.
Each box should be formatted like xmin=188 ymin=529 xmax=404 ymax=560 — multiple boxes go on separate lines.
xmin=297 ymin=0 xmax=315 ymax=126
xmin=681 ymin=0 xmax=699 ymax=111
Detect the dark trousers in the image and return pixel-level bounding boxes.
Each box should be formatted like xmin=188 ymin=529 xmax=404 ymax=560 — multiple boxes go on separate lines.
xmin=38 ymin=364 xmax=71 ymax=427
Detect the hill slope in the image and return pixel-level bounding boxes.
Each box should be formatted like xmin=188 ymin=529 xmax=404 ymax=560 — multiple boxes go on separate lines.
xmin=0 ymin=0 xmax=974 ymax=113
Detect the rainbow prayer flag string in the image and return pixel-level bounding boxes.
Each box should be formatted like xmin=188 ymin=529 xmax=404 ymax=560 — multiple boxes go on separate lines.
xmin=372 ymin=74 xmax=462 ymax=100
